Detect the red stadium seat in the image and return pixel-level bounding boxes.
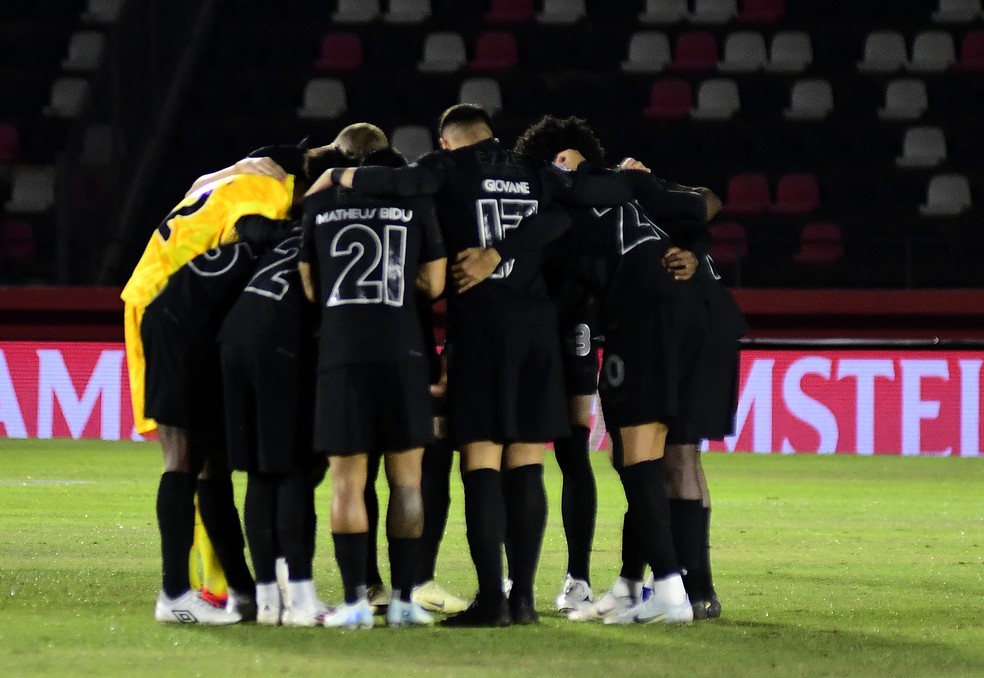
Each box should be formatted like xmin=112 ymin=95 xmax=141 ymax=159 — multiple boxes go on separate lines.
xmin=793 ymin=222 xmax=843 ymax=265
xmin=955 ymin=29 xmax=984 ymax=70
xmin=720 ymin=173 xmax=770 ymax=215
xmin=470 ymin=31 xmax=519 ymax=72
xmin=0 ymin=123 xmax=21 ymax=164
xmin=771 ymin=173 xmax=820 ymax=214
xmin=485 ymin=0 xmax=536 ymax=23
xmin=642 ymin=79 xmax=693 ymax=118
xmin=314 ymin=33 xmax=364 ymax=71
xmin=671 ymin=31 xmax=719 ymax=72
xmin=735 ymin=0 xmax=785 ymax=24
xmin=708 ymin=221 xmax=749 ymax=264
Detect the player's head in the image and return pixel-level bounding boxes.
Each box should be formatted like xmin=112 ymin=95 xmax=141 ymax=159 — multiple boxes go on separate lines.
xmin=248 ymin=142 xmax=311 ymax=206
xmin=360 ymin=146 xmax=408 ymax=168
xmin=247 ymin=143 xmax=308 ymax=178
xmin=329 ymin=123 xmax=388 ymax=160
xmin=305 ymin=146 xmax=358 ymax=185
xmin=437 ymin=104 xmax=494 ymax=150
xmin=514 ymin=115 xmax=606 ymax=167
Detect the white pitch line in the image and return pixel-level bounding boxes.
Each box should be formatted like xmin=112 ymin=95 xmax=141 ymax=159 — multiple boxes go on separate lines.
xmin=0 ymin=480 xmax=97 ymax=486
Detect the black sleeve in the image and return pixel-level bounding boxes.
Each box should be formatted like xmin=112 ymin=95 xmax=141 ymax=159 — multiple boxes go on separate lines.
xmin=544 ymin=163 xmax=654 ymax=207
xmin=351 ymin=152 xmax=448 ymax=197
xmin=633 ymin=174 xmax=708 ymax=224
xmin=492 ymin=203 xmax=572 ymax=260
xmin=663 ymin=218 xmax=713 ymax=258
xmin=415 ymin=196 xmax=446 ymax=263
xmin=234 ymin=215 xmax=295 ymax=245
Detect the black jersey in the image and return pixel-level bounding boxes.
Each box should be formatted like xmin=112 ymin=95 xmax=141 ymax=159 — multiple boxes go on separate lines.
xmin=217 ymin=226 xmax=314 ymax=350
xmin=350 ymin=139 xmax=648 ymax=333
xmin=149 ymin=240 xmax=261 ymax=341
xmin=546 ymin=171 xmax=709 ymax=318
xmin=300 ymin=187 xmax=445 ymax=369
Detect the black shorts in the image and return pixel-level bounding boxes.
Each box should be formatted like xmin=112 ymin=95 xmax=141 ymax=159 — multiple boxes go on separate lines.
xmin=598 ymin=301 xmax=710 ymax=430
xmin=314 ymin=360 xmax=433 ymax=455
xmin=221 ymin=338 xmax=316 ymax=474
xmin=446 ymin=313 xmax=570 ymax=446
xmin=668 ymin=329 xmax=741 ymax=443
xmin=141 ymin=298 xmax=224 ymax=434
xmin=558 ymin=298 xmax=601 ymax=398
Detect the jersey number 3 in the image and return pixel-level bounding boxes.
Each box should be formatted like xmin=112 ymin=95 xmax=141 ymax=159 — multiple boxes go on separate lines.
xmin=327 ymin=224 xmax=407 ymax=307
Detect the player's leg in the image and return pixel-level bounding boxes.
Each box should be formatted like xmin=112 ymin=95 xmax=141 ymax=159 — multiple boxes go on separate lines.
xmin=277 ymin=471 xmax=327 ymax=626
xmin=143 ymin=306 xmax=239 ymax=624
xmin=553 ymin=393 xmax=596 ymax=612
xmin=569 ymin=426 xmax=644 ymax=622
xmin=383 ymin=447 xmax=434 ymax=626
xmin=322 ymin=453 xmax=374 ymax=629
xmin=157 ymin=424 xmax=196 ymax=599
xmin=363 ymin=451 xmax=389 ymax=610
xmin=412 ymin=426 xmax=468 ymax=613
xmin=502 ymin=442 xmax=548 ymax=624
xmin=663 ymin=438 xmax=718 ymax=618
xmin=195 ymin=429 xmax=256 ymax=619
xmin=243 ymin=472 xmax=280 ymax=623
xmin=605 ymin=422 xmax=692 ymax=625
xmin=441 ymin=440 xmax=510 ymax=627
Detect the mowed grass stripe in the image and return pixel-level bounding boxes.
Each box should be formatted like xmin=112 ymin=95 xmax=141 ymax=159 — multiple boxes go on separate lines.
xmin=0 ymin=441 xmax=982 ymax=677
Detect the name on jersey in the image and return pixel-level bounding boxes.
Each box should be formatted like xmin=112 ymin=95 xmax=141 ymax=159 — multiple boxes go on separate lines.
xmin=315 ymin=207 xmax=413 ymax=224
xmin=482 ymin=179 xmax=530 ymax=195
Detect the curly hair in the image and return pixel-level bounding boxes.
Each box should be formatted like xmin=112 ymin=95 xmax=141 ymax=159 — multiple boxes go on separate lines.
xmin=514 ymin=115 xmax=606 ymax=166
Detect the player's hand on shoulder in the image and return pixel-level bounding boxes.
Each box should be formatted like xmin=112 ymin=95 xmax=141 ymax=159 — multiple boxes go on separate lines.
xmin=452 ymin=247 xmax=502 ymax=293
xmin=663 ymin=247 xmax=698 ymax=281
xmin=617 ymin=157 xmax=651 ymax=173
xmin=233 ymin=156 xmax=288 ymax=181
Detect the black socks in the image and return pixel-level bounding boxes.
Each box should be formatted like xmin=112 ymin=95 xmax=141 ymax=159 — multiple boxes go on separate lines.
xmin=503 ymin=464 xmax=547 ymax=603
xmin=618 ymin=459 xmax=679 ymax=580
xmin=554 ymin=425 xmax=595 ymax=583
xmin=157 ymin=471 xmax=195 ymax=597
xmin=333 ymin=532 xmax=368 ymax=604
xmin=196 ymin=477 xmax=255 ymax=592
xmin=462 ymin=468 xmax=506 ymax=605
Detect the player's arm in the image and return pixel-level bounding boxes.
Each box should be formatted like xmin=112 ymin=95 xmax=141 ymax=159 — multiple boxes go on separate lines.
xmin=417 ymin=259 xmax=446 ymax=300
xmin=297 ymin=209 xmax=319 ymax=303
xmin=298 ymin=262 xmax=317 ymax=303
xmin=416 ymin=196 xmax=447 ymax=299
xmin=542 ymin=153 xmax=656 ymax=207
xmin=186 ymin=157 xmax=287 ymax=196
xmin=452 ymin=203 xmax=572 ymax=293
xmin=307 ymin=152 xmax=448 ymax=197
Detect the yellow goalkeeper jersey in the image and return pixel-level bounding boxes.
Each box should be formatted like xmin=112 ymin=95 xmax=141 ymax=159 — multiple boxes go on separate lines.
xmin=121 ymin=173 xmax=295 ymax=307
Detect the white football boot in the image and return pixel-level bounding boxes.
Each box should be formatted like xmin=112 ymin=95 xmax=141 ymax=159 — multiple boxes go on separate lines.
xmin=154 ymin=589 xmax=241 ymax=625
xmin=386 ymin=598 xmax=436 ymax=627
xmin=603 ymin=573 xmax=693 ymax=625
xmin=555 ymin=574 xmax=594 ymax=613
xmin=567 ymin=576 xmax=640 ymax=622
xmin=322 ymin=597 xmax=374 ymax=630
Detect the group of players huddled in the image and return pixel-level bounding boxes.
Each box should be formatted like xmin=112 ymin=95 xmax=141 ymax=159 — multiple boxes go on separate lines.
xmin=121 ymin=103 xmax=747 ymax=629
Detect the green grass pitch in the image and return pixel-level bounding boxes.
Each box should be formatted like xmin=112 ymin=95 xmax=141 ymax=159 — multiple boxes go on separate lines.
xmin=1 ymin=439 xmax=982 ymax=677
